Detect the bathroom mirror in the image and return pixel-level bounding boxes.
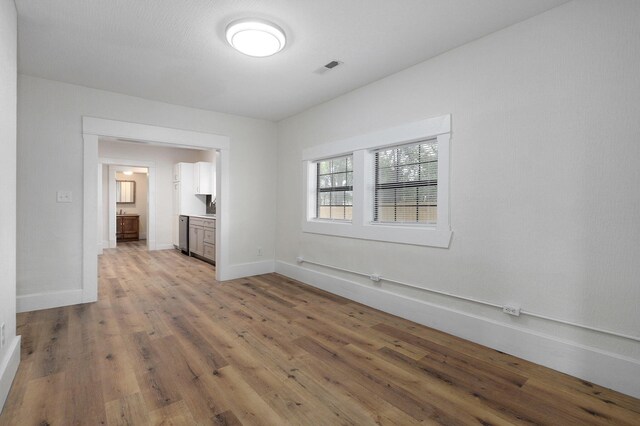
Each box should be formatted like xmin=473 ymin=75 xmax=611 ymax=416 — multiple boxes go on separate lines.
xmin=116 ymin=180 xmax=136 ymax=204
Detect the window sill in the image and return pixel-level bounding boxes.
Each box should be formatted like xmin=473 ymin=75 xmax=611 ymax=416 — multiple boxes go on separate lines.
xmin=302 ymin=220 xmax=452 ymax=248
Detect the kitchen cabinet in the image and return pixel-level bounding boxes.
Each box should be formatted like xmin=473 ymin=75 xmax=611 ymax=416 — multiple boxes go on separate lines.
xmin=173 ymin=162 xmax=184 ymax=182
xmin=194 ymin=162 xmax=214 ymax=195
xmin=116 ymin=215 xmax=139 ymax=241
xmin=203 ymin=220 xmax=215 ymax=263
xmin=189 ymin=223 xmax=204 ymax=256
xmin=173 ymin=162 xmax=207 ymax=247
xmin=189 ymin=216 xmax=215 ymax=264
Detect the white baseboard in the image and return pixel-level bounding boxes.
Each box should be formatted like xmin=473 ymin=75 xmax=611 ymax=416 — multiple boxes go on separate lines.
xmin=220 ymin=260 xmax=275 ymax=281
xmin=0 ymin=336 xmax=21 ymax=414
xmin=275 ymin=261 xmax=640 ymax=399
xmin=17 ymin=289 xmax=83 ymax=313
xmin=154 ymin=243 xmax=175 ymax=250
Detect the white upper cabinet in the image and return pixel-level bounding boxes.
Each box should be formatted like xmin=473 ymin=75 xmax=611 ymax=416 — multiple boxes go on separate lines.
xmin=173 ymin=162 xmax=205 ymax=215
xmin=194 ymin=161 xmax=214 ymax=195
xmin=173 ymin=162 xmax=182 ymax=182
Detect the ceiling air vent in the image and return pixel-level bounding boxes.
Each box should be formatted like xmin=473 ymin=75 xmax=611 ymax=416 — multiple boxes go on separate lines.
xmin=314 ymin=60 xmax=343 ymax=75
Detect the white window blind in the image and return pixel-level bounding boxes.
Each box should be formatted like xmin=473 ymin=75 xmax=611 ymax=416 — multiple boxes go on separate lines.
xmin=374 ymin=139 xmax=438 ymax=224
xmin=315 ymin=154 xmax=353 ymax=221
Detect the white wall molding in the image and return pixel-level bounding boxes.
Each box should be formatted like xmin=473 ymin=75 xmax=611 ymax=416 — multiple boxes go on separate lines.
xmin=0 ymin=336 xmax=20 ymax=412
xmin=97 ymin=163 xmax=103 ymax=255
xmin=220 ymin=260 xmax=275 ymax=282
xmin=82 ymin=133 xmax=100 ymax=305
xmin=216 ymin=147 xmax=230 ymax=281
xmin=275 ymin=260 xmax=640 ymax=398
xmin=17 ymin=289 xmax=83 ymax=313
xmin=108 ymin=165 xmax=117 ymax=251
xmin=83 ymin=117 xmax=230 ymax=150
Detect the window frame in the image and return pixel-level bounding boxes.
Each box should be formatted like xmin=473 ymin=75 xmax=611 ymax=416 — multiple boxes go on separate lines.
xmin=313 ymin=154 xmax=354 ymax=222
xmin=372 ymin=139 xmax=439 ymax=225
xmin=303 ymin=115 xmax=452 ymax=248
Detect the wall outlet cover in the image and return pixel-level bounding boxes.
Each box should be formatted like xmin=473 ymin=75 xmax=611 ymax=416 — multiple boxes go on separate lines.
xmin=503 ymin=305 xmax=521 ymax=316
xmin=57 ymin=190 xmax=72 ymax=203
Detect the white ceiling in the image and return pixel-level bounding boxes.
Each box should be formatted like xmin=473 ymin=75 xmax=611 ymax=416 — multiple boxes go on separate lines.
xmin=16 ymin=0 xmax=568 ymax=121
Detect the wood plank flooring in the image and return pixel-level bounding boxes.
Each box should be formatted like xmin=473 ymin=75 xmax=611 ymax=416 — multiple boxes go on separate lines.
xmin=1 ymin=241 xmax=639 ymax=425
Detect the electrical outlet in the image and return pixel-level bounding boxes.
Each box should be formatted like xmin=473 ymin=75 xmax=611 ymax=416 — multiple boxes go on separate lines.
xmin=0 ymin=323 xmax=5 ymax=348
xmin=57 ymin=190 xmax=72 ymax=203
xmin=503 ymin=304 xmax=521 ymax=316
xmin=257 ymin=247 xmax=262 ymax=257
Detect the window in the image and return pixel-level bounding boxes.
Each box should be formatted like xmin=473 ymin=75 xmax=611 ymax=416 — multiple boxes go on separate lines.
xmin=374 ymin=139 xmax=438 ymax=224
xmin=315 ymin=155 xmax=353 ymax=220
xmin=303 ymin=115 xmax=452 ymax=248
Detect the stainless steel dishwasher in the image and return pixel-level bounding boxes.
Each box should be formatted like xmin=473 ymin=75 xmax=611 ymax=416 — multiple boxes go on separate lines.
xmin=179 ymin=215 xmax=189 ymax=254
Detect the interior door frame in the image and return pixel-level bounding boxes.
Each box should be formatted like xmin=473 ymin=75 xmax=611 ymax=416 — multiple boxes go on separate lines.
xmin=82 ymin=117 xmax=230 ymax=303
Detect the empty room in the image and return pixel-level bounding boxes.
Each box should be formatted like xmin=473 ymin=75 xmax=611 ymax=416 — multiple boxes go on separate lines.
xmin=1 ymin=0 xmax=639 ymax=424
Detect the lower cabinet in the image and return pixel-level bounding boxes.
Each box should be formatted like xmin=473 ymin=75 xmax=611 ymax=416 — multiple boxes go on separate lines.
xmin=116 ymin=215 xmax=139 ymax=241
xmin=189 ymin=224 xmax=204 ymax=256
xmin=203 ymin=242 xmax=215 ymax=261
xmin=189 ymin=217 xmax=215 ymax=264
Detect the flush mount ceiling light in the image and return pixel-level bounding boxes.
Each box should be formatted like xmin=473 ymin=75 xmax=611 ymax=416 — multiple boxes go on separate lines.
xmin=225 ymin=18 xmax=286 ymax=57
xmin=122 ymin=171 xmax=133 ymax=176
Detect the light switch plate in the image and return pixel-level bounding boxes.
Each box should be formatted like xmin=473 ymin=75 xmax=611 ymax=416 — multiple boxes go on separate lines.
xmin=57 ymin=190 xmax=72 ymax=203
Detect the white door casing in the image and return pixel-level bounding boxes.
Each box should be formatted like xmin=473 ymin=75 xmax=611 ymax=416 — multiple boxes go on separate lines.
xmin=83 ymin=117 xmax=230 ymax=303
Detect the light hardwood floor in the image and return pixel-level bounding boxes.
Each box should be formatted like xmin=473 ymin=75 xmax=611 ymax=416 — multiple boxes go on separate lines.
xmin=1 ymin=241 xmax=639 ymax=425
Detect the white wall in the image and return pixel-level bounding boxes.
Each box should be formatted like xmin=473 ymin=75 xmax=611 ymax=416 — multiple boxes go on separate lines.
xmin=17 ymin=75 xmax=278 ymax=299
xmin=101 ymin=142 xmax=210 ymax=246
xmin=0 ymin=0 xmax=19 ymax=413
xmin=276 ymin=1 xmax=640 ymax=396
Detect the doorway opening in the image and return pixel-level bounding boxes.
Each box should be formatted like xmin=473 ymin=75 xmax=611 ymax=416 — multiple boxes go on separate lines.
xmin=113 ymin=166 xmax=149 ymax=249
xmin=98 ymin=137 xmax=218 ymax=256
xmin=83 ymin=117 xmax=230 ymax=304
xmin=98 ymin=155 xmax=157 ymax=253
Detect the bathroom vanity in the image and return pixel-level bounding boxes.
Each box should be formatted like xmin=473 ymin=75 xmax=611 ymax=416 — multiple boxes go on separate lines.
xmin=116 ymin=214 xmax=139 ymax=241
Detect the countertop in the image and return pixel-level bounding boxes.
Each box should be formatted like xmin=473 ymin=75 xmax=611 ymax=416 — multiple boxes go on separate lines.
xmin=189 ymin=214 xmax=216 ymax=219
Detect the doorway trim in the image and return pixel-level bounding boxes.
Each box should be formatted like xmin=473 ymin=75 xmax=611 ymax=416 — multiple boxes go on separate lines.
xmin=83 ymin=117 xmax=230 ymax=303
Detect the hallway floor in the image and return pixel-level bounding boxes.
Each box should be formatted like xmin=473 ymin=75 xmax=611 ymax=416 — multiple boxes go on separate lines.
xmin=1 ymin=245 xmax=639 ymax=424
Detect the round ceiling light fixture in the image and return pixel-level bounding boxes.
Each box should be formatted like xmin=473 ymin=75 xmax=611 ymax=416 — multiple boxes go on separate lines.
xmin=225 ymin=18 xmax=286 ymax=57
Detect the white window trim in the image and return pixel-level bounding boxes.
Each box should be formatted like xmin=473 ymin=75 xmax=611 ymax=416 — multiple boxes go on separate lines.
xmin=302 ymin=115 xmax=452 ymax=248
